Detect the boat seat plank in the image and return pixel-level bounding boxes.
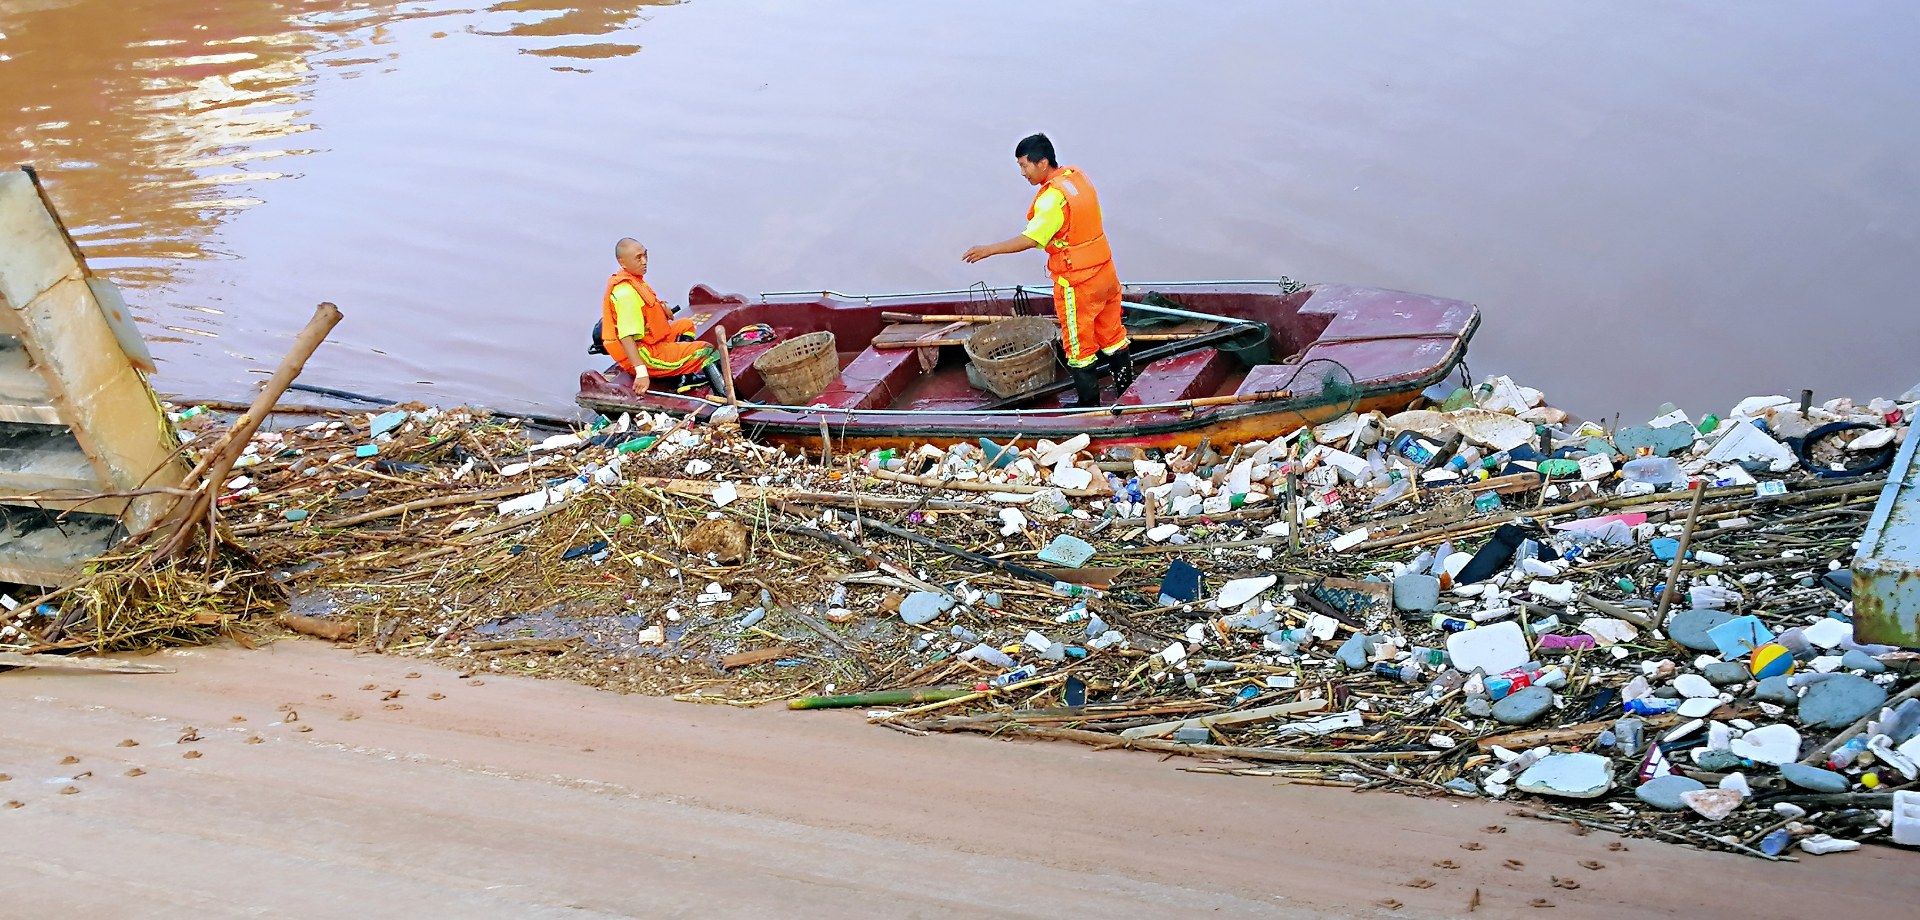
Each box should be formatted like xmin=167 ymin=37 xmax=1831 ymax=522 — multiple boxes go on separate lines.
xmin=1117 ymin=349 xmax=1233 ymax=407
xmin=807 ymin=346 xmax=920 ymax=410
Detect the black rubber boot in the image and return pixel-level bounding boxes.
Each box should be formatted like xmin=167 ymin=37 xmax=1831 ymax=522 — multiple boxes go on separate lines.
xmin=1105 ymin=346 xmax=1136 ymax=395
xmin=1065 ymin=365 xmax=1103 ymax=408
xmin=701 ymin=361 xmax=730 ymax=396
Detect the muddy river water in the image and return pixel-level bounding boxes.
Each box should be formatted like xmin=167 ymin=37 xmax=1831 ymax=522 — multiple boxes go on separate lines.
xmin=2 ymin=1 xmax=1915 ymax=420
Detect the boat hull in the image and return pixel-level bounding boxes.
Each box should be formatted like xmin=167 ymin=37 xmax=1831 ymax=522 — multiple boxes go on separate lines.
xmin=577 ymin=281 xmax=1478 ymax=451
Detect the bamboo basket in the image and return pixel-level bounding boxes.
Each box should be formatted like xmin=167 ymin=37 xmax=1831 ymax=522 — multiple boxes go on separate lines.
xmin=963 ymin=317 xmax=1059 ymax=398
xmin=754 ymin=331 xmax=839 ymax=405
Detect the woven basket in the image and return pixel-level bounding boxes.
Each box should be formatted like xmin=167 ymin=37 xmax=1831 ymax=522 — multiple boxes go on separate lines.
xmin=754 ymin=331 xmax=838 ymax=405
xmin=964 ymin=317 xmax=1059 ymax=397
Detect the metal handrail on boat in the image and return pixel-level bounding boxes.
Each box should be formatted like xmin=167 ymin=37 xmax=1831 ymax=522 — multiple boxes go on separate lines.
xmin=756 ymin=279 xmax=1303 ymax=304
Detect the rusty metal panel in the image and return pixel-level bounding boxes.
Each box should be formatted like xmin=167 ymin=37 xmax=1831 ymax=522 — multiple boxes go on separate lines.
xmin=1855 ymin=428 xmax=1920 ymax=647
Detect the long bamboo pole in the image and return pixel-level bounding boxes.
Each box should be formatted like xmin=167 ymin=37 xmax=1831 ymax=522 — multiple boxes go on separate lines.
xmin=154 ymin=303 xmax=343 ymax=560
xmin=1654 ymin=481 xmax=1709 ymax=623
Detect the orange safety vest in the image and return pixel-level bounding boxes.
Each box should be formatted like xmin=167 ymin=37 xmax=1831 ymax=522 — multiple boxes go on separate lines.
xmin=1027 ymin=166 xmax=1114 ymax=280
xmin=601 ymin=269 xmax=712 ymax=376
xmin=601 ymin=269 xmax=667 ymax=357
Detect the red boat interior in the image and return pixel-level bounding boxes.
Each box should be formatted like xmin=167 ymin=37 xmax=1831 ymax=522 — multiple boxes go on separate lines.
xmin=579 ymin=282 xmax=1477 ymax=425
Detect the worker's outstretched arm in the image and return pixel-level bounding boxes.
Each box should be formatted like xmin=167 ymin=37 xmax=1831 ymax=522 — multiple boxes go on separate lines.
xmin=963 ymin=235 xmax=1038 ymax=263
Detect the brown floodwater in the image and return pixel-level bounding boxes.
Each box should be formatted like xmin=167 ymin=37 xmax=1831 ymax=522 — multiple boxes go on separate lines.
xmin=3 ymin=0 xmax=1916 ymax=421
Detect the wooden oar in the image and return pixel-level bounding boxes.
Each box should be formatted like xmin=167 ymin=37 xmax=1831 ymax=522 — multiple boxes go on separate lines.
xmin=713 ymin=325 xmax=740 ymax=407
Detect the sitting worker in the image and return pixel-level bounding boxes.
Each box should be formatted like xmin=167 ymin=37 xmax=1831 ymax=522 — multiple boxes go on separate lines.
xmin=596 ymin=238 xmax=726 ymax=395
xmin=963 ymin=133 xmax=1134 ymax=408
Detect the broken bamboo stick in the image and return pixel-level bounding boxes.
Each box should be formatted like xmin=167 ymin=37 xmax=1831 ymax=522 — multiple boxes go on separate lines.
xmin=1119 ymin=697 xmax=1329 ymax=739
xmin=927 ymin=721 xmax=1438 ymax=763
xmin=153 ymin=302 xmax=344 ymax=560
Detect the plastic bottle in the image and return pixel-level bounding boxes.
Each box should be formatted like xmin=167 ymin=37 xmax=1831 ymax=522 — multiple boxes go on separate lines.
xmin=1050 ymin=581 xmax=1104 ymax=599
xmin=1408 ymin=550 xmax=1436 ymax=575
xmin=617 ymin=434 xmax=659 ymax=454
xmin=1394 ymin=432 xmax=1436 ymax=466
xmin=1368 ymin=475 xmax=1412 ymax=511
xmin=959 ymin=644 xmax=1014 ymax=668
xmin=1624 ymin=697 xmax=1681 ymax=715
xmin=1427 ymin=668 xmax=1466 ymax=698
xmin=1431 ymin=614 xmax=1475 ymax=633
xmin=1373 ymin=662 xmax=1420 ymax=683
xmin=1266 ymin=627 xmax=1312 ymax=655
xmin=989 ymin=665 xmax=1038 ymax=687
xmin=1828 ymin=736 xmax=1872 ymax=770
xmin=1363 ymin=449 xmax=1388 ymax=488
xmin=1445 ymin=445 xmax=1483 ymax=474
xmin=1622 ymin=456 xmax=1679 ymax=485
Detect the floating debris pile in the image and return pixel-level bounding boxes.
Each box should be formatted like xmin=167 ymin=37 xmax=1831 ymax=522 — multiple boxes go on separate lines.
xmin=5 ymin=373 xmax=1917 ymax=857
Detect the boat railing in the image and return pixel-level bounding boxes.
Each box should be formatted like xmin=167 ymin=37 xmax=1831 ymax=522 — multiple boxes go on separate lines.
xmin=757 ymin=279 xmax=1304 ymax=304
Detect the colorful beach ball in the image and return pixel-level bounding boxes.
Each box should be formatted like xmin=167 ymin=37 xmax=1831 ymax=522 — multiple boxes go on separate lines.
xmin=1750 ymin=643 xmax=1795 ymax=679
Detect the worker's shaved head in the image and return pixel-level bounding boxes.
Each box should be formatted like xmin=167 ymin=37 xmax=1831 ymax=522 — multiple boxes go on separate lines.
xmin=614 ymin=237 xmax=649 ymax=275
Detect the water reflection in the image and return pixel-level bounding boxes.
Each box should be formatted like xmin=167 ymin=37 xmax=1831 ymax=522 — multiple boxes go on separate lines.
xmin=3 ymin=1 xmax=1915 ymax=420
xmin=0 ymin=0 xmax=677 ymax=347
xmin=472 ymin=0 xmax=676 ymax=68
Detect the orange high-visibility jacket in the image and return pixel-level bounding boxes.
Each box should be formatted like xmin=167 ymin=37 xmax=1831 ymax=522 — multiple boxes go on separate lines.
xmin=1027 ymin=166 xmax=1114 ymax=283
xmin=600 ymin=269 xmax=704 ymax=375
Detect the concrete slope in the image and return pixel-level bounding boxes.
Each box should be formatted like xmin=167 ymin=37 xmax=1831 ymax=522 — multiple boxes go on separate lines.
xmin=2 ymin=639 xmax=1913 ymax=919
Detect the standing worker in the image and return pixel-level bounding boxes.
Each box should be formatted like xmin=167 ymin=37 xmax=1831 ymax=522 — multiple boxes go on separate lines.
xmin=594 ymin=238 xmax=726 ymax=396
xmin=963 ymin=133 xmax=1134 ymax=407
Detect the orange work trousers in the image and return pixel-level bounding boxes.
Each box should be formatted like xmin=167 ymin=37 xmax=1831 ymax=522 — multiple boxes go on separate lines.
xmin=1050 ymin=264 xmax=1130 ymax=367
xmin=617 ymin=319 xmax=714 ymax=377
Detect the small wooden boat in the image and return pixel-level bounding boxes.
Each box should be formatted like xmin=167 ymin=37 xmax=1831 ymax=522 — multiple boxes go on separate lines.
xmin=576 ymin=280 xmax=1479 ymax=452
